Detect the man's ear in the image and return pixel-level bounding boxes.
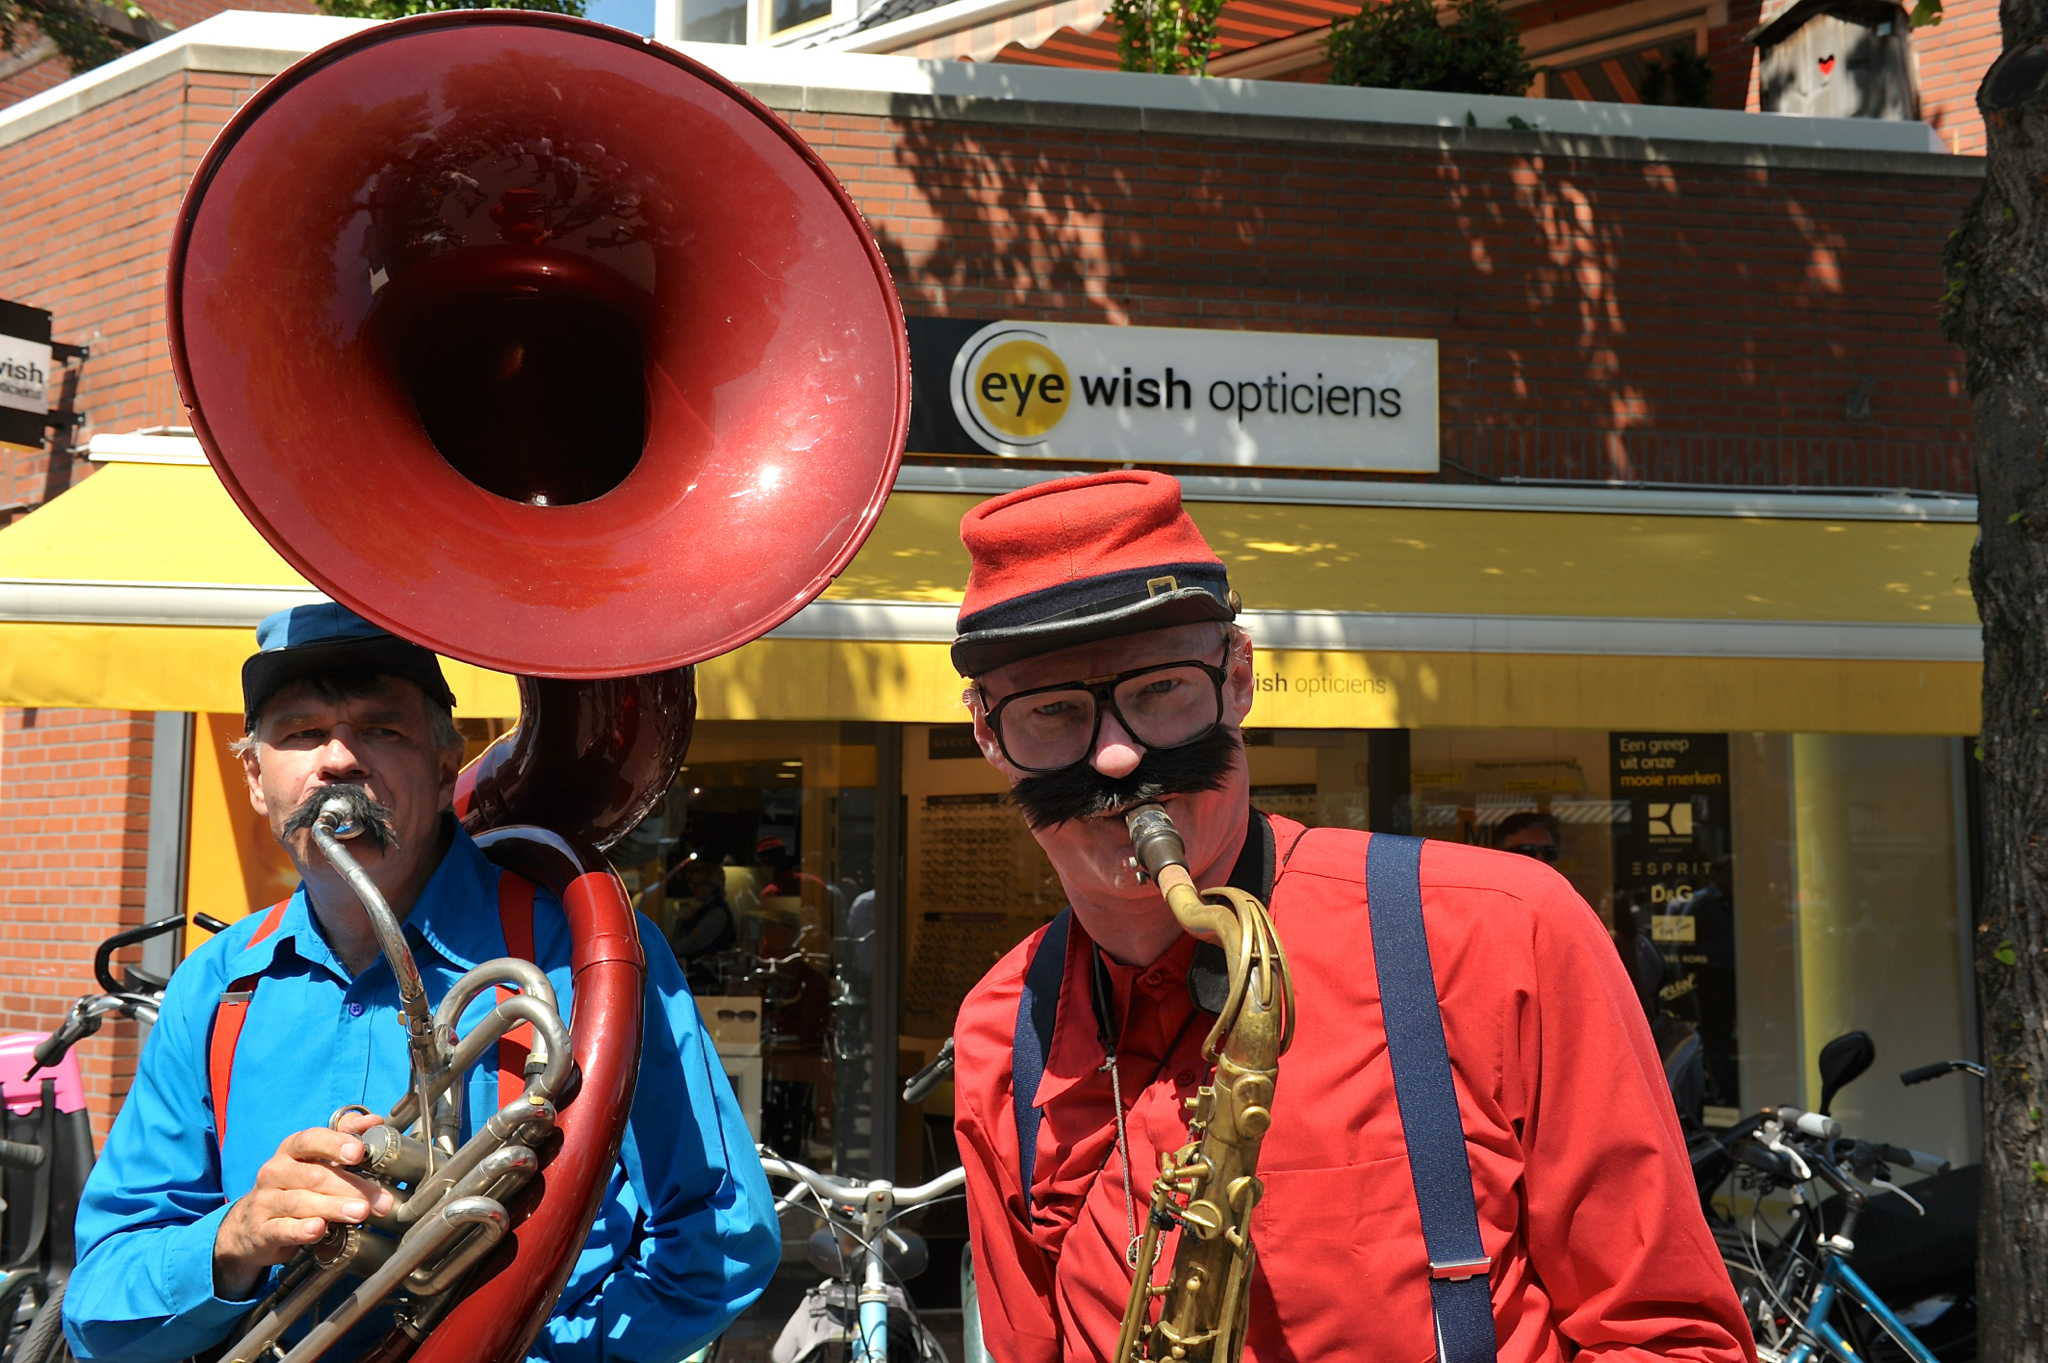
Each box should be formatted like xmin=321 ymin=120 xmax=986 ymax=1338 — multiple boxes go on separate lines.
xmin=240 ymin=742 xmax=269 ymax=818
xmin=1223 ymin=630 xmax=1256 ymax=726
xmin=437 ymin=744 xmax=462 ymax=811
xmin=964 ymin=688 xmax=1012 ymax=773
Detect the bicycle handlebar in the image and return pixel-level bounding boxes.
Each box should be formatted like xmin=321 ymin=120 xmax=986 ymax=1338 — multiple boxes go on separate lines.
xmin=1901 ymin=1059 xmax=1987 ymax=1086
xmin=903 ymin=1037 xmax=955 ymax=1103
xmin=0 ymin=1139 xmax=45 ymax=1171
xmin=760 ymin=1152 xmax=967 ymax=1213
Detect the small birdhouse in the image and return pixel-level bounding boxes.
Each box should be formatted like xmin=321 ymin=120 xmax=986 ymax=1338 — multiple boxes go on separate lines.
xmin=1745 ymin=0 xmax=1920 ymax=120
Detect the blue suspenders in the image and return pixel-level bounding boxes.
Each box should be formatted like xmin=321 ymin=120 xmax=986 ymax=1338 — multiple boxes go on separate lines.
xmin=1013 ymin=905 xmax=1071 ymax=1214
xmin=1010 ymin=832 xmax=1497 ymax=1362
xmin=1366 ymin=833 xmax=1498 ymax=1363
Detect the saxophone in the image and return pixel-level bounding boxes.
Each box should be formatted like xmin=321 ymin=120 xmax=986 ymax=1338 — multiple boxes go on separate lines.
xmin=1114 ymin=804 xmax=1296 ymax=1363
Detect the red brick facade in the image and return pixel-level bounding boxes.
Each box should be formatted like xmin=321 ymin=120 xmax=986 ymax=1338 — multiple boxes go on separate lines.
xmin=0 ymin=709 xmax=154 ymax=1144
xmin=0 ymin=41 xmax=1987 ymax=1137
xmin=0 ymin=67 xmax=267 ymax=516
xmin=1914 ymin=0 xmax=1999 ymax=155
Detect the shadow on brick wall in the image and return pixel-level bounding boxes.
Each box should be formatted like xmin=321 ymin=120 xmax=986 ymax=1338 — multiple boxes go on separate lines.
xmin=870 ymin=106 xmax=1976 ymax=492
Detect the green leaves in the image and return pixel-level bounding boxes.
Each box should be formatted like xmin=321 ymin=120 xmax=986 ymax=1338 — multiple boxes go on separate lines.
xmin=317 ymin=0 xmax=585 ymax=20
xmin=1997 ymin=940 xmax=2020 ymax=966
xmin=1910 ymin=0 xmax=1944 ymax=28
xmin=0 ymin=0 xmax=147 ymax=75
xmin=1108 ymin=0 xmax=1222 ymax=73
xmin=1324 ymin=0 xmax=1534 ymax=97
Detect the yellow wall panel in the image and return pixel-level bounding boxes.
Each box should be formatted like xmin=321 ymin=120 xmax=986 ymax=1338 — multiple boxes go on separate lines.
xmin=184 ymin=712 xmax=298 ymax=951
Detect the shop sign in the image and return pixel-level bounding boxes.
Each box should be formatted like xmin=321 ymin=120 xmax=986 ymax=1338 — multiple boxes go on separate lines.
xmin=906 ymin=317 xmax=1437 ymax=472
xmin=1609 ymin=733 xmax=1738 ymax=1122
xmin=0 ymin=299 xmax=53 ymax=450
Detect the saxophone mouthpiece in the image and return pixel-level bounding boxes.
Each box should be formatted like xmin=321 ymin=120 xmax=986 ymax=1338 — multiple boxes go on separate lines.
xmin=320 ymin=797 xmax=364 ymax=841
xmin=1125 ymin=803 xmax=1188 ymax=879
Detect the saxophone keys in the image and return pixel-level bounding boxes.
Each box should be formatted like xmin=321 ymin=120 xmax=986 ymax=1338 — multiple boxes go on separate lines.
xmin=1180 ymin=1199 xmax=1225 ymax=1238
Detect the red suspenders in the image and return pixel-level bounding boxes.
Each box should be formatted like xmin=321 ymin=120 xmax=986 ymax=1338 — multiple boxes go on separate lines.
xmin=494 ymin=874 xmax=537 ymax=1109
xmin=208 ymin=874 xmax=539 ymax=1143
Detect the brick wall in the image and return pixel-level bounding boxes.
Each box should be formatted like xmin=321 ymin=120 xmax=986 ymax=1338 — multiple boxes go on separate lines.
xmin=1915 ymin=0 xmax=1997 ymax=155
xmin=789 ymin=111 xmax=1976 ymax=490
xmin=0 ymin=67 xmax=266 ymax=514
xmin=0 ymin=709 xmax=154 ymax=1144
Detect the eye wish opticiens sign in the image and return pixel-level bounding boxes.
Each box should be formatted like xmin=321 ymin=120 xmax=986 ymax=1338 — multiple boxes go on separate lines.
xmin=929 ymin=320 xmax=1438 ymax=472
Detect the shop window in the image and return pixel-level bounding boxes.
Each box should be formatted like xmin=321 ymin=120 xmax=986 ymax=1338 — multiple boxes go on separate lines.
xmin=765 ymin=0 xmax=831 ymax=38
xmin=881 ymin=722 xmax=1978 ymax=1205
xmin=609 ymin=721 xmax=879 ymax=1179
xmin=684 ymin=0 xmax=745 ymax=44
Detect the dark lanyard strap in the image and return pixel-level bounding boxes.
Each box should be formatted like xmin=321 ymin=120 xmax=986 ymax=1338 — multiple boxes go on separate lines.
xmin=1366 ymin=833 xmax=1498 ymax=1363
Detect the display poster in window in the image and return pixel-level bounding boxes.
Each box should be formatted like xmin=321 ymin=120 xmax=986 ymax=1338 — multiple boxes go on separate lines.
xmin=1608 ymin=733 xmax=1737 ymax=1121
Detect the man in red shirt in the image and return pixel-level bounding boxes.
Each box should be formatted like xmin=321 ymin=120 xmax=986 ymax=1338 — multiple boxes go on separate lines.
xmin=947 ymin=470 xmax=1754 ymax=1363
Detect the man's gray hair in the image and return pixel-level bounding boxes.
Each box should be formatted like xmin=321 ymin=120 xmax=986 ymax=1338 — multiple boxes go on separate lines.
xmin=231 ymin=674 xmax=466 ymax=759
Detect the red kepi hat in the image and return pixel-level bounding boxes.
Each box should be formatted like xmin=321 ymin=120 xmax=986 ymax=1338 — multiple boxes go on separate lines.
xmin=951 ymin=470 xmax=1238 ymax=677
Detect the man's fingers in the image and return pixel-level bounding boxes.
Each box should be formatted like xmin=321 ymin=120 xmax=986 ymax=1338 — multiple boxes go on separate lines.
xmin=258 ymin=1186 xmax=372 ymax=1225
xmin=277 ymin=1126 xmax=367 ymax=1167
xmin=335 ymin=1111 xmax=386 ymax=1138
xmin=260 ymin=1164 xmax=394 ymax=1216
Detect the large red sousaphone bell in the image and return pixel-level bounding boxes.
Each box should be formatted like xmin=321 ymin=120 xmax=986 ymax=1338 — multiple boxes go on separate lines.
xmin=166 ymin=12 xmax=908 ymax=1362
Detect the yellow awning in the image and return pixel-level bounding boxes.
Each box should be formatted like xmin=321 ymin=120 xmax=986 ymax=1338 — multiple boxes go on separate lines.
xmin=0 ymin=458 xmax=1982 ymax=733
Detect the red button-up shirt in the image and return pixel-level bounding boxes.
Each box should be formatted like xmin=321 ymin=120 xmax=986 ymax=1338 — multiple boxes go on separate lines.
xmin=952 ymin=816 xmax=1754 ymax=1363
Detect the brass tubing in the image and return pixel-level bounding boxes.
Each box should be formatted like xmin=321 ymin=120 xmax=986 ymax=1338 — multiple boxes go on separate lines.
xmin=385 ymin=992 xmax=573 ymax=1135
xmin=220 ymin=1260 xmax=353 ymax=1363
xmin=275 ymin=1196 xmax=509 ymax=1363
xmin=393 ymin=1097 xmax=554 ymax=1225
xmin=312 ymin=813 xmax=449 ymax=1162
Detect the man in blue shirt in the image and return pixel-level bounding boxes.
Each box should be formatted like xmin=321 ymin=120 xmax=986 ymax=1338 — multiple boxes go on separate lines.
xmin=64 ymin=603 xmax=779 ymax=1362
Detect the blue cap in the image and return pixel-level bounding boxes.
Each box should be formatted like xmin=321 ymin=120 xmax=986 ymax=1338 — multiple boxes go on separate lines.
xmin=242 ymin=601 xmax=457 ymax=730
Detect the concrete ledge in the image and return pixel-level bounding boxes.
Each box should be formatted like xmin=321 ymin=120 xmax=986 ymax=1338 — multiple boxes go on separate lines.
xmin=766 ymin=597 xmax=1983 ymax=660
xmin=757 ymin=83 xmax=1982 ymax=177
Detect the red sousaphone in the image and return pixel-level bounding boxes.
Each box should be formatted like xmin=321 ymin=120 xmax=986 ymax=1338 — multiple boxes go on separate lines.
xmin=166 ymin=12 xmax=908 ymax=1360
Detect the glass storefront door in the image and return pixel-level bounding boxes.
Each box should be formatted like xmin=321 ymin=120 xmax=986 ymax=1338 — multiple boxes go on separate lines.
xmin=609 ymin=721 xmax=882 ymax=1176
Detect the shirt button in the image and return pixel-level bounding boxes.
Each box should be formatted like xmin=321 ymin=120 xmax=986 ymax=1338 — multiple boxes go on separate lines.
xmin=1177 ymin=1070 xmax=1199 ymax=1085
xmin=348 ymin=1002 xmax=365 ymax=1017
xmin=1142 ymin=970 xmax=1164 ymax=987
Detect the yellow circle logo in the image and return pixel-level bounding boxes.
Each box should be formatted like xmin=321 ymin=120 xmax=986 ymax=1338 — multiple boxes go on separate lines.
xmin=971 ymin=338 xmax=1072 ymax=442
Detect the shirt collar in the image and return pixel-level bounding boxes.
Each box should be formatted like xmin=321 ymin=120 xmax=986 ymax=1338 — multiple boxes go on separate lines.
xmin=220 ymin=820 xmax=506 ymax=981
xmin=1029 ymin=811 xmax=1270 ymax=1112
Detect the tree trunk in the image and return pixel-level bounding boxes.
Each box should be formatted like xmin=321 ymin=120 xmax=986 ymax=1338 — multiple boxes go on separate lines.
xmin=1945 ymin=26 xmax=2048 ymax=1351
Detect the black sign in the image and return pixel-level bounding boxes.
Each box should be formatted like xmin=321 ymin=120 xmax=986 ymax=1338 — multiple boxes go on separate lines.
xmin=0 ymin=299 xmax=52 ymax=451
xmin=904 ymin=316 xmax=984 ymax=457
xmin=1609 ymin=733 xmax=1738 ymax=1114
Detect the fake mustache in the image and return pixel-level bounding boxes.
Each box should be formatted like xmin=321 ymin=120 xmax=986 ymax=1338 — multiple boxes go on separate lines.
xmin=1009 ymin=726 xmax=1240 ymax=831
xmin=283 ymin=782 xmax=401 ymax=852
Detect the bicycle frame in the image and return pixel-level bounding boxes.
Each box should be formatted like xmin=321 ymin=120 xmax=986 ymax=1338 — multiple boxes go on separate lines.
xmin=1784 ymin=1255 xmax=1940 ymax=1363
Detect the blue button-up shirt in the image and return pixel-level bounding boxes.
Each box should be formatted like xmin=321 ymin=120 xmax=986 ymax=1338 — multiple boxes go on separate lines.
xmin=64 ymin=826 xmax=779 ymax=1363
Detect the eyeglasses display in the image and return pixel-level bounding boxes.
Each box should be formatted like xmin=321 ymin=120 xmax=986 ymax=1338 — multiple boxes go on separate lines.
xmin=980 ymin=659 xmax=1227 ymax=772
xmin=902 ymin=792 xmax=1062 ymax=1038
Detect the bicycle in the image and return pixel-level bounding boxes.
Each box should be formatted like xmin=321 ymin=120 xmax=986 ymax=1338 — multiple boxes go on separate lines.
xmin=1708 ymin=1032 xmax=1976 ymax=1363
xmin=758 ymin=1150 xmax=965 ymax=1363
xmin=0 ymin=911 xmax=226 ymax=1363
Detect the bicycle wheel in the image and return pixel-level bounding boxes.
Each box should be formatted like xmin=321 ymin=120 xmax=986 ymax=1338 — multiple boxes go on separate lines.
xmin=11 ymin=1279 xmax=67 ymax=1363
